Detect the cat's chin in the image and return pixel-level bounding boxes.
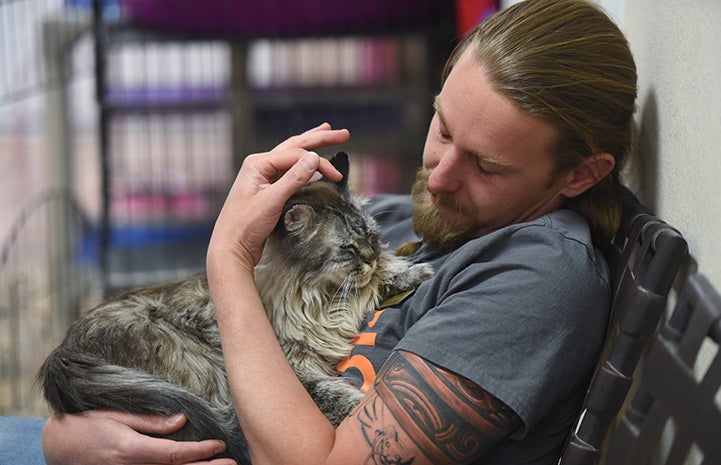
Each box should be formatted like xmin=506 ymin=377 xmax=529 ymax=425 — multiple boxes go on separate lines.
xmin=355 ymin=265 xmax=379 ymax=288
xmin=334 ymin=274 xmax=373 ymax=290
xmin=356 ymin=274 xmax=374 ymax=288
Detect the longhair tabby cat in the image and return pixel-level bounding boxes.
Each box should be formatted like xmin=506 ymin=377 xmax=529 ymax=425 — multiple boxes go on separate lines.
xmin=38 ymin=152 xmax=433 ymax=463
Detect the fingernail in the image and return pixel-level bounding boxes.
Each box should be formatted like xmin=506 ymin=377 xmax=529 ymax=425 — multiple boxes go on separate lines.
xmin=166 ymin=413 xmax=184 ymax=425
xmin=300 ymin=152 xmax=318 ymax=171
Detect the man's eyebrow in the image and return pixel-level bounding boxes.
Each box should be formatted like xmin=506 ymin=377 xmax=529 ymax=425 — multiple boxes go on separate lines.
xmin=432 ymin=96 xmax=516 ymax=171
xmin=432 ymin=96 xmax=445 ymax=125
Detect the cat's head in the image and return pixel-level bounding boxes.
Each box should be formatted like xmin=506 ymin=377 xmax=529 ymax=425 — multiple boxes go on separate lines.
xmin=270 ymin=152 xmax=382 ymax=289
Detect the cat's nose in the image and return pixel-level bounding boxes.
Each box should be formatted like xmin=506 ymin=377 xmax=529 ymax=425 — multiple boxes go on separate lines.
xmin=358 ymin=245 xmax=377 ymax=268
xmin=359 ymin=251 xmax=377 ymax=269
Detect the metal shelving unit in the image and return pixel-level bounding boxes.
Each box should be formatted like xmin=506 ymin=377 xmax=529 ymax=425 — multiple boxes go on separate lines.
xmin=91 ymin=0 xmax=457 ymax=293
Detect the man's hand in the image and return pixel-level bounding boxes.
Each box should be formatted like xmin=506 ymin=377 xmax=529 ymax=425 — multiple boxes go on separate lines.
xmin=207 ymin=122 xmax=348 ymax=273
xmin=42 ymin=411 xmax=237 ymax=465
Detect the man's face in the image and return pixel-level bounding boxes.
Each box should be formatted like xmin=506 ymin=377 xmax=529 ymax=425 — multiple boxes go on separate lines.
xmin=413 ymin=47 xmax=575 ymax=248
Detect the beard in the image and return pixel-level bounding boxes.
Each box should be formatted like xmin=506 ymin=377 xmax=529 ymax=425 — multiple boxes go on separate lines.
xmin=410 ymin=169 xmax=482 ymax=250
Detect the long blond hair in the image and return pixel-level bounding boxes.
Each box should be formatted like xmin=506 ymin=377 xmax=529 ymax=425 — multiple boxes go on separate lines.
xmin=444 ymin=0 xmax=637 ymax=245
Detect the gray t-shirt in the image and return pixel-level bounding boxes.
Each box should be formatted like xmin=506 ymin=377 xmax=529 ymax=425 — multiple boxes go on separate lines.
xmin=337 ymin=195 xmax=610 ymax=464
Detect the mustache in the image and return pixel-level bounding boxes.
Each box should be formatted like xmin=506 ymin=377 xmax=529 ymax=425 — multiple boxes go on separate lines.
xmin=410 ymin=169 xmax=480 ymax=250
xmin=412 ymin=169 xmax=475 ymax=218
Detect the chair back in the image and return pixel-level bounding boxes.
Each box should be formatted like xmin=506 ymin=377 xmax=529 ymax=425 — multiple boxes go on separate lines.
xmin=605 ymin=273 xmax=721 ymax=465
xmin=559 ymin=189 xmax=688 ymax=465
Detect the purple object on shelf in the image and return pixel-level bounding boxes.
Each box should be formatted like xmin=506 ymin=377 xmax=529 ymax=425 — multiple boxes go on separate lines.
xmin=105 ymin=86 xmax=226 ymax=106
xmin=118 ymin=0 xmax=443 ymax=36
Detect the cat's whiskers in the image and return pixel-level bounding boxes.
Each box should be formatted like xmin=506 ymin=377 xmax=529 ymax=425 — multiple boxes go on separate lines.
xmin=330 ymin=276 xmax=352 ymax=307
xmin=333 ymin=274 xmax=366 ymax=315
xmin=344 ymin=276 xmax=360 ymax=304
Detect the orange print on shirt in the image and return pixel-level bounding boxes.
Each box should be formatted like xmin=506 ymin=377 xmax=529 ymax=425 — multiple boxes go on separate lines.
xmin=336 ymin=309 xmax=386 ymax=392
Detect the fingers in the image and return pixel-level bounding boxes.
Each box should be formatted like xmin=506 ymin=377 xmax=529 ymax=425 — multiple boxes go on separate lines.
xmin=267 ymin=150 xmax=342 ymax=185
xmin=85 ymin=410 xmax=189 ymax=435
xmin=273 ymin=151 xmax=324 ymax=195
xmin=242 ymin=148 xmax=342 ymax=193
xmin=127 ymin=434 xmax=233 ymax=465
xmin=273 ymin=122 xmax=350 ymax=153
xmin=253 ymin=122 xmax=348 ymax=185
xmin=42 ymin=411 xmax=236 ymax=465
xmin=230 ymin=150 xmax=333 ymax=230
xmin=86 ymin=411 xmax=235 ymax=465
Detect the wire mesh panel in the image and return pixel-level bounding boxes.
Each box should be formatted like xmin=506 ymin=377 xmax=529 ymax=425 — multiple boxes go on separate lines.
xmin=0 ymin=191 xmax=101 ymax=416
xmin=1 ymin=0 xmax=99 ymax=416
xmin=2 ymin=0 xmax=58 ymax=105
xmin=0 ymin=0 xmax=97 ymax=107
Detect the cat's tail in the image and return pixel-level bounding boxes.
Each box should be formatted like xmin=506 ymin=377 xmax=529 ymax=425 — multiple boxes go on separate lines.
xmin=37 ymin=349 xmax=248 ymax=464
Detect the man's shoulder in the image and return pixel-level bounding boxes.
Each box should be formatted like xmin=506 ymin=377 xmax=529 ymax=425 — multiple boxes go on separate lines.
xmin=445 ymin=209 xmax=607 ymax=283
xmin=485 ymin=209 xmax=596 ymax=255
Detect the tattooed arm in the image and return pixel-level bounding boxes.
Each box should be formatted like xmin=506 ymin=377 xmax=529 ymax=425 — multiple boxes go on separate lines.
xmin=347 ymin=350 xmax=520 ymax=465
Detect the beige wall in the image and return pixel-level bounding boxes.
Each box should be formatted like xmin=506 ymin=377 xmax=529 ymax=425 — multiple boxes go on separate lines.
xmin=622 ymin=0 xmax=721 ymax=289
xmin=621 ymin=3 xmax=720 ymax=460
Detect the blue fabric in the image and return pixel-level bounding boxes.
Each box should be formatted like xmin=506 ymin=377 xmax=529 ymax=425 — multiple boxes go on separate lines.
xmin=0 ymin=417 xmax=46 ymax=465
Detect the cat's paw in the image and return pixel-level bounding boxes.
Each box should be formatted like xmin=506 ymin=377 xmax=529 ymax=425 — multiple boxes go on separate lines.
xmin=378 ymin=262 xmax=434 ymax=307
xmin=407 ymin=263 xmax=434 ymax=286
xmin=388 ymin=262 xmax=434 ymax=292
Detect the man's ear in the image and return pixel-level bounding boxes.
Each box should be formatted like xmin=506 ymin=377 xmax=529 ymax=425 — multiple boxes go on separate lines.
xmin=560 ymin=153 xmax=616 ymax=198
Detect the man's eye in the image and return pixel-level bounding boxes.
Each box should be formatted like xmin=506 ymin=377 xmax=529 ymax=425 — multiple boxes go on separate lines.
xmin=477 ymin=164 xmax=494 ymax=175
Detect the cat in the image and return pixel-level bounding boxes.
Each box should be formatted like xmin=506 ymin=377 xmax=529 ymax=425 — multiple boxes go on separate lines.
xmin=38 ymin=152 xmax=434 ymax=464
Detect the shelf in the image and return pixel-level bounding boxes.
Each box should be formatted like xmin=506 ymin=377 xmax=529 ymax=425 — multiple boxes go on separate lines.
xmin=91 ymin=4 xmax=453 ymax=291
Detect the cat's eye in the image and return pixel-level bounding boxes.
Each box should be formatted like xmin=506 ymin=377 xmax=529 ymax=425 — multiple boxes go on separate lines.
xmin=340 ymin=243 xmax=358 ymax=254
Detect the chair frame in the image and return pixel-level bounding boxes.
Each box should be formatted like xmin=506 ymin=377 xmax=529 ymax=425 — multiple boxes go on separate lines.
xmin=559 ymin=188 xmax=688 ymax=465
xmin=605 ymin=273 xmax=721 ymax=465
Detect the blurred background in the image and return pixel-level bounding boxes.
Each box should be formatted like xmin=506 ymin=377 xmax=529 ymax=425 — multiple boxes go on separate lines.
xmin=0 ymin=0 xmax=501 ymax=416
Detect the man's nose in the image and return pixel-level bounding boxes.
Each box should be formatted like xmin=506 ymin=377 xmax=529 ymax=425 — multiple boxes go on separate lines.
xmin=427 ymin=146 xmax=462 ymax=193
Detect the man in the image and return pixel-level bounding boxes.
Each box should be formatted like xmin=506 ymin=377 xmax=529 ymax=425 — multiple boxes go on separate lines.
xmin=39 ymin=0 xmax=637 ymax=464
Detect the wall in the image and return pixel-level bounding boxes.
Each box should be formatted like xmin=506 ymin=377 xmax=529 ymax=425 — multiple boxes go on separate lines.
xmin=622 ymin=0 xmax=721 ymax=289
xmin=621 ymin=3 xmax=719 ymax=461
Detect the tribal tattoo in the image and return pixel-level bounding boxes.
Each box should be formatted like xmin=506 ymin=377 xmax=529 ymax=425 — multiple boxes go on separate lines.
xmin=355 ymin=350 xmax=520 ymax=465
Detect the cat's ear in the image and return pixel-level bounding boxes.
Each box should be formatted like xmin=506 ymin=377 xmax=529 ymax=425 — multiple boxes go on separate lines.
xmin=328 ymin=151 xmax=350 ymax=192
xmin=284 ymin=204 xmax=315 ymax=233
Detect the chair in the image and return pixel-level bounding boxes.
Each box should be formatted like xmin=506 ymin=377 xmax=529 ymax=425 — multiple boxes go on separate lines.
xmin=605 ymin=273 xmax=721 ymax=465
xmin=559 ymin=188 xmax=688 ymax=465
